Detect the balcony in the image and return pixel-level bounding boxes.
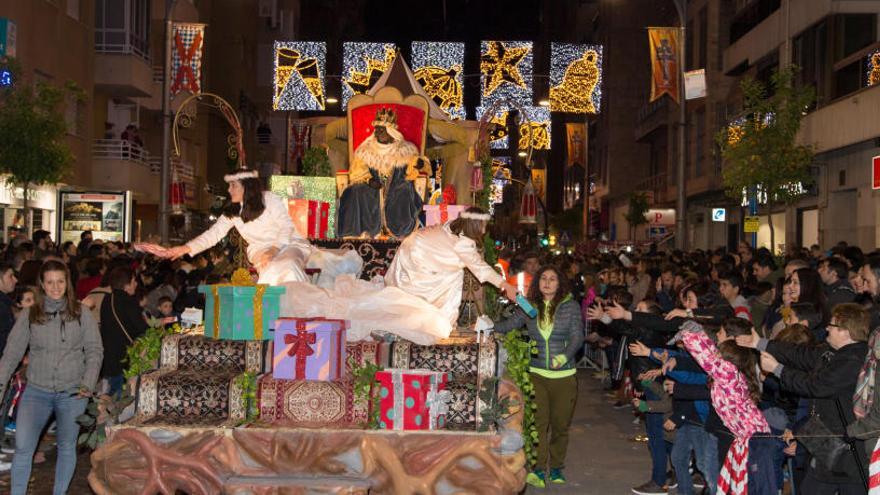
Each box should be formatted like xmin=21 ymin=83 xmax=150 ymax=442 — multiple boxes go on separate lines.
xmin=94 ymin=0 xmax=153 ymax=96
xmin=147 ymin=156 xmax=200 ymax=207
xmin=634 ymin=98 xmax=671 ymax=142
xmin=92 ymin=140 xmax=159 ymax=203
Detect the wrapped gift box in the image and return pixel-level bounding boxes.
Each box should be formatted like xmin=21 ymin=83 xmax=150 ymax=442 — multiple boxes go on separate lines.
xmin=269 ymin=175 xmax=337 ymax=237
xmin=198 ymin=284 xmax=285 ymax=341
xmin=257 ymin=375 xmax=368 ymax=428
xmin=287 ymin=199 xmax=330 ymax=239
xmin=375 ymin=369 xmax=449 ymax=431
xmin=273 ymin=318 xmax=347 ymax=381
xmin=423 ymin=204 xmax=468 ymax=227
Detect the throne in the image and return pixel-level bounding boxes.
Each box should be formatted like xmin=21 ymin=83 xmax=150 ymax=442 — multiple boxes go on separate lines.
xmin=334 ymin=87 xmax=430 ymax=200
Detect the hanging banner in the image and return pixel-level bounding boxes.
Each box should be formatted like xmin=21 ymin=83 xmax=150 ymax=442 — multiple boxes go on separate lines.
xmin=566 ymin=123 xmax=587 ymax=168
xmin=288 ymin=121 xmax=311 ymax=164
xmin=170 ymin=23 xmax=205 ymax=96
xmin=684 ymin=69 xmax=706 ymax=100
xmin=648 ymin=27 xmax=680 ymax=103
xmin=531 ymin=169 xmax=546 ymax=201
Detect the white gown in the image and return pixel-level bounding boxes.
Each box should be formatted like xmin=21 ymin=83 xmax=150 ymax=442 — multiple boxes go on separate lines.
xmin=186 ymin=191 xmax=455 ymax=345
xmin=278 ymin=224 xmax=504 ymax=345
xmin=185 ymin=191 xmax=362 ymax=287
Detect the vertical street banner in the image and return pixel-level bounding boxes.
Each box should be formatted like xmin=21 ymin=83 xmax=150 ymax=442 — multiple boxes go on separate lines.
xmin=648 ymin=27 xmax=680 ymax=103
xmin=170 ymin=23 xmax=205 ymax=96
xmin=288 ymin=120 xmax=312 ymax=165
xmin=565 ymin=123 xmax=587 ymax=168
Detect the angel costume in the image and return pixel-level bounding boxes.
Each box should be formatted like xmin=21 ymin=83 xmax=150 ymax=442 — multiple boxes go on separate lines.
xmin=385 ymin=224 xmax=505 ymax=326
xmin=185 ymin=190 xmax=362 ymax=287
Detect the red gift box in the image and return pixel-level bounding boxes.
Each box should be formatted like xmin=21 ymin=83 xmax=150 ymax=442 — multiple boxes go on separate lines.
xmin=287 ymin=199 xmax=330 ymax=239
xmin=374 ymin=369 xmax=450 ymax=430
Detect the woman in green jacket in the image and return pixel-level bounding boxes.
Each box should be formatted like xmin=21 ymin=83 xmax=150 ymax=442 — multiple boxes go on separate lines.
xmin=493 ymin=265 xmax=585 ymax=488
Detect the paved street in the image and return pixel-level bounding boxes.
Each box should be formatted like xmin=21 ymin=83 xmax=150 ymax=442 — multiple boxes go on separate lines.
xmin=525 ymin=371 xmax=653 ymax=494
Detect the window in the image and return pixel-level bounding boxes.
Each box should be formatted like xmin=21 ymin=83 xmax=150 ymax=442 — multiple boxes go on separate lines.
xmin=698 ymin=7 xmax=707 ymax=69
xmin=793 ymin=19 xmax=829 ymax=107
xmin=695 ymin=108 xmax=705 ymax=177
xmin=833 ymin=59 xmax=864 ymax=99
xmin=66 ymin=0 xmax=80 ymax=20
xmin=95 ymin=0 xmax=150 ymax=60
xmin=834 ymin=14 xmax=876 ymax=62
xmin=730 ymin=0 xmax=780 ymax=43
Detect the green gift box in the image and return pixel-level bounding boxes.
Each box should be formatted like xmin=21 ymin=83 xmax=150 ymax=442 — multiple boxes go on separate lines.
xmin=198 ymin=284 xmax=285 ymax=340
xmin=269 ymin=175 xmax=337 ymax=238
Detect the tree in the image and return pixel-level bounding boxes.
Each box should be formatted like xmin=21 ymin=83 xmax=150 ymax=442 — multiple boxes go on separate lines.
xmin=624 ymin=191 xmax=649 ymax=241
xmin=716 ymin=66 xmax=814 ymax=253
xmin=0 ymin=58 xmax=80 ymax=236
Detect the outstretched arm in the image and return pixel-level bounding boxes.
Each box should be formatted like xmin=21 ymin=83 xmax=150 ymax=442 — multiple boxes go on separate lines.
xmin=185 ymin=214 xmax=234 ymax=256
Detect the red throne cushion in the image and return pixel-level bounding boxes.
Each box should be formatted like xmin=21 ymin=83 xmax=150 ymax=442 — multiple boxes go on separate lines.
xmin=351 ymin=103 xmax=426 ymax=152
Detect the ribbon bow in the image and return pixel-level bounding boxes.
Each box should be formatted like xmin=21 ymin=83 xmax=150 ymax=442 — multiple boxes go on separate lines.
xmin=285 ymin=328 xmax=316 ymax=358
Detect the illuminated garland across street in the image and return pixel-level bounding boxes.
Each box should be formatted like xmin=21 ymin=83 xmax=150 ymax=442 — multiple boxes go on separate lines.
xmin=550 ymin=42 xmax=603 ymax=114
xmin=518 ymin=106 xmax=551 ymax=150
xmin=342 ymin=42 xmax=397 ymax=107
xmin=273 ymin=41 xmax=327 ymax=111
xmin=480 ymin=41 xmax=533 ymax=106
xmin=476 ymin=107 xmax=510 ymax=149
xmin=411 ymin=41 xmax=466 ymax=120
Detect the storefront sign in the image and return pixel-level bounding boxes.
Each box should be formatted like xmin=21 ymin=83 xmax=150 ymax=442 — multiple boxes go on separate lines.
xmin=0 ymin=19 xmax=16 ymax=58
xmin=644 ymin=208 xmax=675 ymax=225
xmin=57 ymin=191 xmax=131 ymax=244
xmin=744 ymin=215 xmax=760 ymax=233
xmin=711 ymin=208 xmax=726 ymax=222
xmin=873 ymin=155 xmax=880 ymax=190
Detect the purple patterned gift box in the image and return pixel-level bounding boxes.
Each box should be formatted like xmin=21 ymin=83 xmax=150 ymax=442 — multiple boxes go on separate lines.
xmin=273 ymin=318 xmax=347 ymax=381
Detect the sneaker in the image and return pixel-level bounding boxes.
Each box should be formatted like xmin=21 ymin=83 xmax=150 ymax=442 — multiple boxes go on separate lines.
xmin=631 ymin=480 xmax=667 ymax=495
xmin=664 ymin=471 xmax=678 ymax=490
xmin=4 ymin=422 xmax=14 ymax=434
xmin=549 ymin=468 xmax=566 ymax=484
xmin=692 ymin=472 xmax=706 ymax=489
xmin=526 ymin=470 xmax=546 ymax=489
xmin=0 ymin=461 xmax=10 ymax=472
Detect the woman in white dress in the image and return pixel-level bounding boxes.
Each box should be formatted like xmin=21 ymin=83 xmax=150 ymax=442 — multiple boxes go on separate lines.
xmin=385 ymin=207 xmax=518 ymax=326
xmin=146 ymin=168 xmax=362 ymax=286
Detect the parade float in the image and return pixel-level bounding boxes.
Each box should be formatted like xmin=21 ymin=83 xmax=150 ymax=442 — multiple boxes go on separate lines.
xmin=87 ymin=51 xmax=529 ymax=494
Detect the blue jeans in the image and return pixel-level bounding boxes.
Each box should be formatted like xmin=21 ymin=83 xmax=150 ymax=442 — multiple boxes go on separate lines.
xmin=671 ymin=423 xmax=718 ymax=494
xmin=747 ymin=437 xmax=779 ymax=495
xmin=644 ymin=388 xmax=672 ymax=485
xmin=106 ymin=375 xmax=124 ymax=396
xmin=11 ymin=385 xmax=87 ymax=495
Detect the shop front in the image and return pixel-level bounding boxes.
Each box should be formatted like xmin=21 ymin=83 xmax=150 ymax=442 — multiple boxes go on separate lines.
xmin=0 ymin=179 xmax=59 ymax=243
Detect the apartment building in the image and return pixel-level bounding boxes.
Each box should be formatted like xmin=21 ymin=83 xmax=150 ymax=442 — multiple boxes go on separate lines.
xmin=629 ymin=0 xmax=880 ymax=252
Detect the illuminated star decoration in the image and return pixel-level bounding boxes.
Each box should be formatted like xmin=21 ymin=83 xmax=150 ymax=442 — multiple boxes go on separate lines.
xmin=411 ymin=41 xmax=466 ymax=119
xmin=867 ymin=49 xmax=880 ymax=87
xmin=273 ymin=41 xmax=326 ymax=111
xmin=476 ymin=106 xmax=510 ymax=149
xmin=480 ymin=41 xmax=533 ymax=105
xmin=342 ymin=42 xmax=397 ymax=107
xmin=518 ymin=106 xmax=551 ymax=150
xmin=550 ymin=42 xmax=603 ymax=114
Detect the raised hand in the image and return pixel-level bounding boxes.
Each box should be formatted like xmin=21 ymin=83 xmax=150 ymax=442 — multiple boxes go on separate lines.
xmin=759 ymin=351 xmax=779 ymax=373
xmin=735 ymin=327 xmax=761 ymax=349
xmin=628 ymin=341 xmax=650 ymax=357
xmin=606 ymin=302 xmax=629 ymax=320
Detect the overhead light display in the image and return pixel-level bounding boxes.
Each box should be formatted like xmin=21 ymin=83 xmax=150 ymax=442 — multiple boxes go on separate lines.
xmin=476 ymin=106 xmax=510 ymax=149
xmin=867 ymin=49 xmax=880 ymax=87
xmin=342 ymin=42 xmax=397 ymax=107
xmin=480 ymin=40 xmax=533 ymax=106
xmin=518 ymin=106 xmax=551 ymax=150
xmin=411 ymin=41 xmax=465 ymax=120
xmin=273 ymin=41 xmax=327 ymax=111
xmin=550 ymin=42 xmax=603 ymax=114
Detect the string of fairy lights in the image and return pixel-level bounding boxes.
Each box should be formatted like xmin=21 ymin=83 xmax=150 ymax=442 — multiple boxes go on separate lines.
xmin=272 ymin=40 xmax=604 ymax=128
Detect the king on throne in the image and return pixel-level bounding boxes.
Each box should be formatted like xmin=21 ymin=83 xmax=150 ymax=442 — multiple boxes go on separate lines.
xmin=337 ymin=96 xmax=429 ymax=239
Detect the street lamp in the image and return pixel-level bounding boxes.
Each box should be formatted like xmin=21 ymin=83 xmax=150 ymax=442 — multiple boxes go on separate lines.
xmin=672 ymin=0 xmax=687 ymax=250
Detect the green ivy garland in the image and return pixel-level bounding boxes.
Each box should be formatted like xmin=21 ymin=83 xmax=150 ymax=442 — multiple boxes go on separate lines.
xmin=501 ymin=328 xmax=539 ymax=467
xmin=234 ymin=371 xmax=259 ymax=425
xmin=349 ymin=357 xmax=384 ymax=429
xmin=123 ymin=321 xmax=181 ymax=380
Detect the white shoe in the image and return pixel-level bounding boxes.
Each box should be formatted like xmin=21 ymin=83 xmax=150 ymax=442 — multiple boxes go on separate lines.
xmin=0 ymin=461 xmax=12 ymax=471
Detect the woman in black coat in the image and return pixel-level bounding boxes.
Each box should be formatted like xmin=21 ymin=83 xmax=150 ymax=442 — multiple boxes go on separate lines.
xmin=100 ymin=265 xmax=148 ymax=395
